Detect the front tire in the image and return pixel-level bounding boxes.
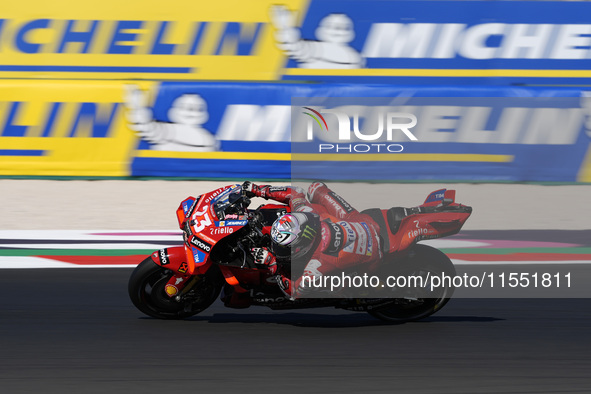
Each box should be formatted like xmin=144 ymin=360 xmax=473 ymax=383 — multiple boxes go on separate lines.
xmin=128 ymin=257 xmax=223 ymax=319
xmin=368 ymin=244 xmax=455 ymax=323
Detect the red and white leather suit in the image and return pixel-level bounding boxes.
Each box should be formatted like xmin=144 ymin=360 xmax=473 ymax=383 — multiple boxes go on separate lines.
xmin=251 ymin=182 xmax=383 ymax=298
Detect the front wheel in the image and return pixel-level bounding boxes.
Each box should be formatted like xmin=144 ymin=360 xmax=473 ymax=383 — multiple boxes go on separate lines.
xmin=368 ymin=244 xmax=455 ymax=323
xmin=128 ymin=257 xmax=223 ymax=319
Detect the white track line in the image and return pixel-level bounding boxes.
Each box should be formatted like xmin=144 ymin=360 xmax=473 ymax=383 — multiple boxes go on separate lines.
xmin=0 ymin=256 xmax=136 ymax=269
xmin=0 ymin=243 xmax=173 ymax=250
xmin=453 ymin=260 xmax=591 ymax=265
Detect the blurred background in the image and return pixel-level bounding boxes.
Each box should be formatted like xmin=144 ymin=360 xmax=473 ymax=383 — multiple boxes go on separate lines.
xmin=1 ymin=0 xmax=590 ymax=228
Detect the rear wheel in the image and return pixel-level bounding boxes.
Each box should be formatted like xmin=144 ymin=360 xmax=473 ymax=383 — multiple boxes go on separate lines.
xmin=368 ymin=244 xmax=455 ymax=323
xmin=128 ymin=257 xmax=223 ymax=319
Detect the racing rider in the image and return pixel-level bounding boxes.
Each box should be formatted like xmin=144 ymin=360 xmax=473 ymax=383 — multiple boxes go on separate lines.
xmin=242 ymin=181 xmax=383 ymax=300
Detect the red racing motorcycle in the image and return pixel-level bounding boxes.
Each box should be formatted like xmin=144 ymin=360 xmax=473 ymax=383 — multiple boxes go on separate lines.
xmin=128 ymin=184 xmax=472 ymax=323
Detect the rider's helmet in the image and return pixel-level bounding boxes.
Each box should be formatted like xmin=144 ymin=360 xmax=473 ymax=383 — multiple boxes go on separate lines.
xmin=270 ymin=212 xmax=321 ymax=260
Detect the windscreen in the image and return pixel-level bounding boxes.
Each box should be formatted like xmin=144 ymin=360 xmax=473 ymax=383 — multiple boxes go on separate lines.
xmin=211 ymin=185 xmax=242 ymax=218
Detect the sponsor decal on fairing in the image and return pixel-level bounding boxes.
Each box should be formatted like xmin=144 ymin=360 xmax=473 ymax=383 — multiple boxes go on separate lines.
xmin=190 ymin=236 xmax=212 ymax=253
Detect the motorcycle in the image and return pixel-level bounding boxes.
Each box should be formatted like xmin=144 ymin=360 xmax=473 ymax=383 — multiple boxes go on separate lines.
xmin=128 ymin=184 xmax=472 ymax=323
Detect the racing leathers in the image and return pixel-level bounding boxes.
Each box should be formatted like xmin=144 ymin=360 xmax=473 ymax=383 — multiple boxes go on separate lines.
xmin=245 ymin=182 xmax=383 ymax=299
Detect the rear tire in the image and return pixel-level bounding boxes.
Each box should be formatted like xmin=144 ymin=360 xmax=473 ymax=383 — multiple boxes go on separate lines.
xmin=128 ymin=257 xmax=223 ymax=319
xmin=368 ymin=244 xmax=455 ymax=323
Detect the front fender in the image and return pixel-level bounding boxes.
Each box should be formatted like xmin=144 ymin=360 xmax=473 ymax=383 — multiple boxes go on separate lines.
xmin=150 ymin=246 xmax=212 ymax=275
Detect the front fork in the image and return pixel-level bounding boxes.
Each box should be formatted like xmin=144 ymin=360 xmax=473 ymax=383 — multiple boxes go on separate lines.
xmin=151 ymin=246 xmax=213 ymax=299
xmin=163 ymin=274 xmax=197 ymax=299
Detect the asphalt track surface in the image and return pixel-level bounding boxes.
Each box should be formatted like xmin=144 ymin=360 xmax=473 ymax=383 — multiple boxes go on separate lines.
xmin=2 ymin=181 xmax=590 ymax=393
xmin=2 ymin=268 xmax=591 ymax=394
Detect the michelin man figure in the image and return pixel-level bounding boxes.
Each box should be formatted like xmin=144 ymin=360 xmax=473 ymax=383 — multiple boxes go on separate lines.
xmin=270 ymin=5 xmax=364 ymax=69
xmin=124 ymin=85 xmax=218 ymax=151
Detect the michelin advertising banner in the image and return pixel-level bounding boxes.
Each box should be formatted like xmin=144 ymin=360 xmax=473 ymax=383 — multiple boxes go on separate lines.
xmin=0 ymin=0 xmax=305 ymax=82
xmin=1 ymin=80 xmax=591 ymax=182
xmin=291 ymin=95 xmax=591 ymax=182
xmin=279 ymin=0 xmax=591 ymax=85
xmin=4 ymin=0 xmax=591 ymax=85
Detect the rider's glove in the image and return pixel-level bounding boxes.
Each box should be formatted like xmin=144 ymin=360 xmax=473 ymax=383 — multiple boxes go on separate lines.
xmin=276 ymin=275 xmax=295 ymax=301
xmin=242 ymin=181 xmax=260 ymax=198
xmin=251 ymin=247 xmax=277 ymax=274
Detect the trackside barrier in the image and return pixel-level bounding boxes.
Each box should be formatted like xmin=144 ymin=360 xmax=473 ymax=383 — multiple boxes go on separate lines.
xmin=1 ymin=81 xmax=590 ymax=182
xmin=4 ymin=1 xmax=591 ymax=86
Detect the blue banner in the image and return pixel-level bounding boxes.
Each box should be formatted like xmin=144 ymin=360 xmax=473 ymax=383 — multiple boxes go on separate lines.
xmin=126 ymin=82 xmax=591 ymax=182
xmin=277 ymin=1 xmax=591 ymax=85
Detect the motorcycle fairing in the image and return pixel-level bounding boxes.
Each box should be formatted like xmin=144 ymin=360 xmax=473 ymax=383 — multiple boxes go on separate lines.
xmin=177 ymin=185 xmax=250 ymax=275
xmin=149 ymin=246 xmax=214 ymax=298
xmin=176 ymin=196 xmax=199 ymax=227
xmin=214 ymin=220 xmax=248 ymax=227
xmin=363 ymin=190 xmax=471 ymax=254
xmin=423 ymin=189 xmax=446 ymax=206
xmin=151 ymin=246 xmax=191 ymax=274
xmin=394 ymin=210 xmax=471 ymax=251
